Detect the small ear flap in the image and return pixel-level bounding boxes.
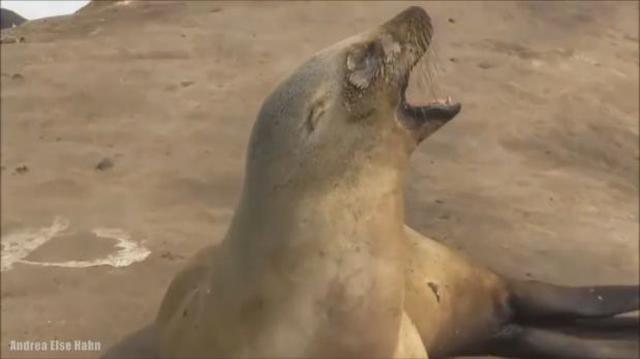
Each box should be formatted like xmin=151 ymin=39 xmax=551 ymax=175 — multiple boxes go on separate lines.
xmin=346 ymin=42 xmax=384 ymax=90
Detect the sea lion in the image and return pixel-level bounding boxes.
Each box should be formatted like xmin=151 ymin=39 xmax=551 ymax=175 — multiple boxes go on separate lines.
xmin=151 ymin=6 xmax=639 ymax=359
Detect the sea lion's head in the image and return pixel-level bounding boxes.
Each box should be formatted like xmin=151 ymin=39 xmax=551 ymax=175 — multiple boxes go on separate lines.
xmin=245 ymin=7 xmax=460 ymax=195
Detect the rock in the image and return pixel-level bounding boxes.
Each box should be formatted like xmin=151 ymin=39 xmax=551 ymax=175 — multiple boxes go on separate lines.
xmin=95 ymin=158 xmax=114 ymax=171
xmin=0 ymin=36 xmax=22 ymax=44
xmin=1 ymin=8 xmax=26 ymax=30
xmin=14 ymin=165 xmax=29 ymax=174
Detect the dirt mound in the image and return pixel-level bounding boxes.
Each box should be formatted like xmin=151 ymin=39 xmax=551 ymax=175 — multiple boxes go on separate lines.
xmin=75 ymin=0 xmax=131 ymax=14
xmin=0 ymin=8 xmax=26 ymax=29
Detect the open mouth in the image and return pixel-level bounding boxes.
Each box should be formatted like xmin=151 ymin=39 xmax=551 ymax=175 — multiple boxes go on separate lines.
xmin=397 ymin=60 xmax=462 ymax=142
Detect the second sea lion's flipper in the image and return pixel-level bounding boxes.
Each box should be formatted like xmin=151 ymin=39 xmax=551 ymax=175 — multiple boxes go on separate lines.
xmin=508 ymin=280 xmax=639 ymax=321
xmin=475 ymin=279 xmax=640 ymax=358
xmin=481 ymin=324 xmax=639 ymax=359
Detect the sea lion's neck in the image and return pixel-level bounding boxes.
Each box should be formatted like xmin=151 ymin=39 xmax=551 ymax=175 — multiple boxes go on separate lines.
xmin=216 ymin=166 xmax=408 ymax=357
xmin=226 ymin=166 xmax=407 ymax=256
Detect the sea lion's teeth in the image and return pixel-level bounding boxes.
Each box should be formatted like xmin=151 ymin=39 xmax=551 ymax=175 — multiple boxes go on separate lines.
xmin=446 ymin=96 xmax=452 ymax=104
xmin=433 ymin=98 xmax=446 ymax=104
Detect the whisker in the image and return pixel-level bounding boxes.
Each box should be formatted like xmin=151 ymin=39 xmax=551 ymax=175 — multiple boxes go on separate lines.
xmin=406 ymin=36 xmax=446 ymax=104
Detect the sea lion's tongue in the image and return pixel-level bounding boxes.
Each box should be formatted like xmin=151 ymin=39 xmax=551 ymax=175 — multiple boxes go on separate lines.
xmin=404 ymin=96 xmax=461 ymax=122
xmin=418 ymin=102 xmax=462 ymax=121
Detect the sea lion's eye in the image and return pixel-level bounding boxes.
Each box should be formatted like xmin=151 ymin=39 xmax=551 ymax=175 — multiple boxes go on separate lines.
xmin=346 ymin=42 xmax=384 ymax=90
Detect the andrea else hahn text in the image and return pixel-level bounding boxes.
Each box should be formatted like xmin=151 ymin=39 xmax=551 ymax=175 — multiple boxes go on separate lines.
xmin=9 ymin=339 xmax=102 ymax=353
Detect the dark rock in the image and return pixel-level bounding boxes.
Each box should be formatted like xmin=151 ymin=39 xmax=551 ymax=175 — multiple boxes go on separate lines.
xmin=478 ymin=62 xmax=495 ymax=69
xmin=95 ymin=158 xmax=114 ymax=171
xmin=1 ymin=8 xmax=27 ymax=30
xmin=15 ymin=165 xmax=29 ymax=174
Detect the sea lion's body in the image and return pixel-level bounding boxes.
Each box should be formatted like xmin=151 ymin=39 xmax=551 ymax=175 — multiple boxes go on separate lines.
xmin=404 ymin=227 xmax=510 ymax=357
xmin=156 ymin=223 xmax=509 ymax=358
xmin=156 ymin=141 xmax=419 ymax=357
xmin=156 ymin=246 xmax=429 ymax=358
xmin=157 ymin=7 xmax=431 ymax=358
xmin=155 ymin=6 xmax=639 ymax=359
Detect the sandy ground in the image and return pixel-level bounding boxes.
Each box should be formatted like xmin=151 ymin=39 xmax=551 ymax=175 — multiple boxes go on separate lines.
xmin=1 ymin=1 xmax=638 ymax=358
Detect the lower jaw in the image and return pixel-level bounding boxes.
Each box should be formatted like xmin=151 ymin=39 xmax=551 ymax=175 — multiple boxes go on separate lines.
xmin=395 ymin=108 xmax=428 ymax=145
xmin=395 ymin=104 xmax=457 ymax=144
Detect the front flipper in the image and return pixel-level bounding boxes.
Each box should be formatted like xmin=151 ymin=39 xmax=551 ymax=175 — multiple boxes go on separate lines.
xmin=509 ymin=280 xmax=639 ymax=321
xmin=393 ymin=311 xmax=429 ymax=359
xmin=476 ymin=280 xmax=640 ymax=359
xmin=481 ymin=323 xmax=639 ymax=359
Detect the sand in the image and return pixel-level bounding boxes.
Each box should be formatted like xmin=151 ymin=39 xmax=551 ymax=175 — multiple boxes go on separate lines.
xmin=1 ymin=1 xmax=638 ymax=358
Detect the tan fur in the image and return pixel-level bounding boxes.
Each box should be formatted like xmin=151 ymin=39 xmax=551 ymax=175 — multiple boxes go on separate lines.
xmin=155 ymin=7 xmax=495 ymax=359
xmin=404 ymin=226 xmax=510 ymax=358
xmin=156 ymin=224 xmax=511 ymax=358
xmin=157 ymin=238 xmax=431 ymax=358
